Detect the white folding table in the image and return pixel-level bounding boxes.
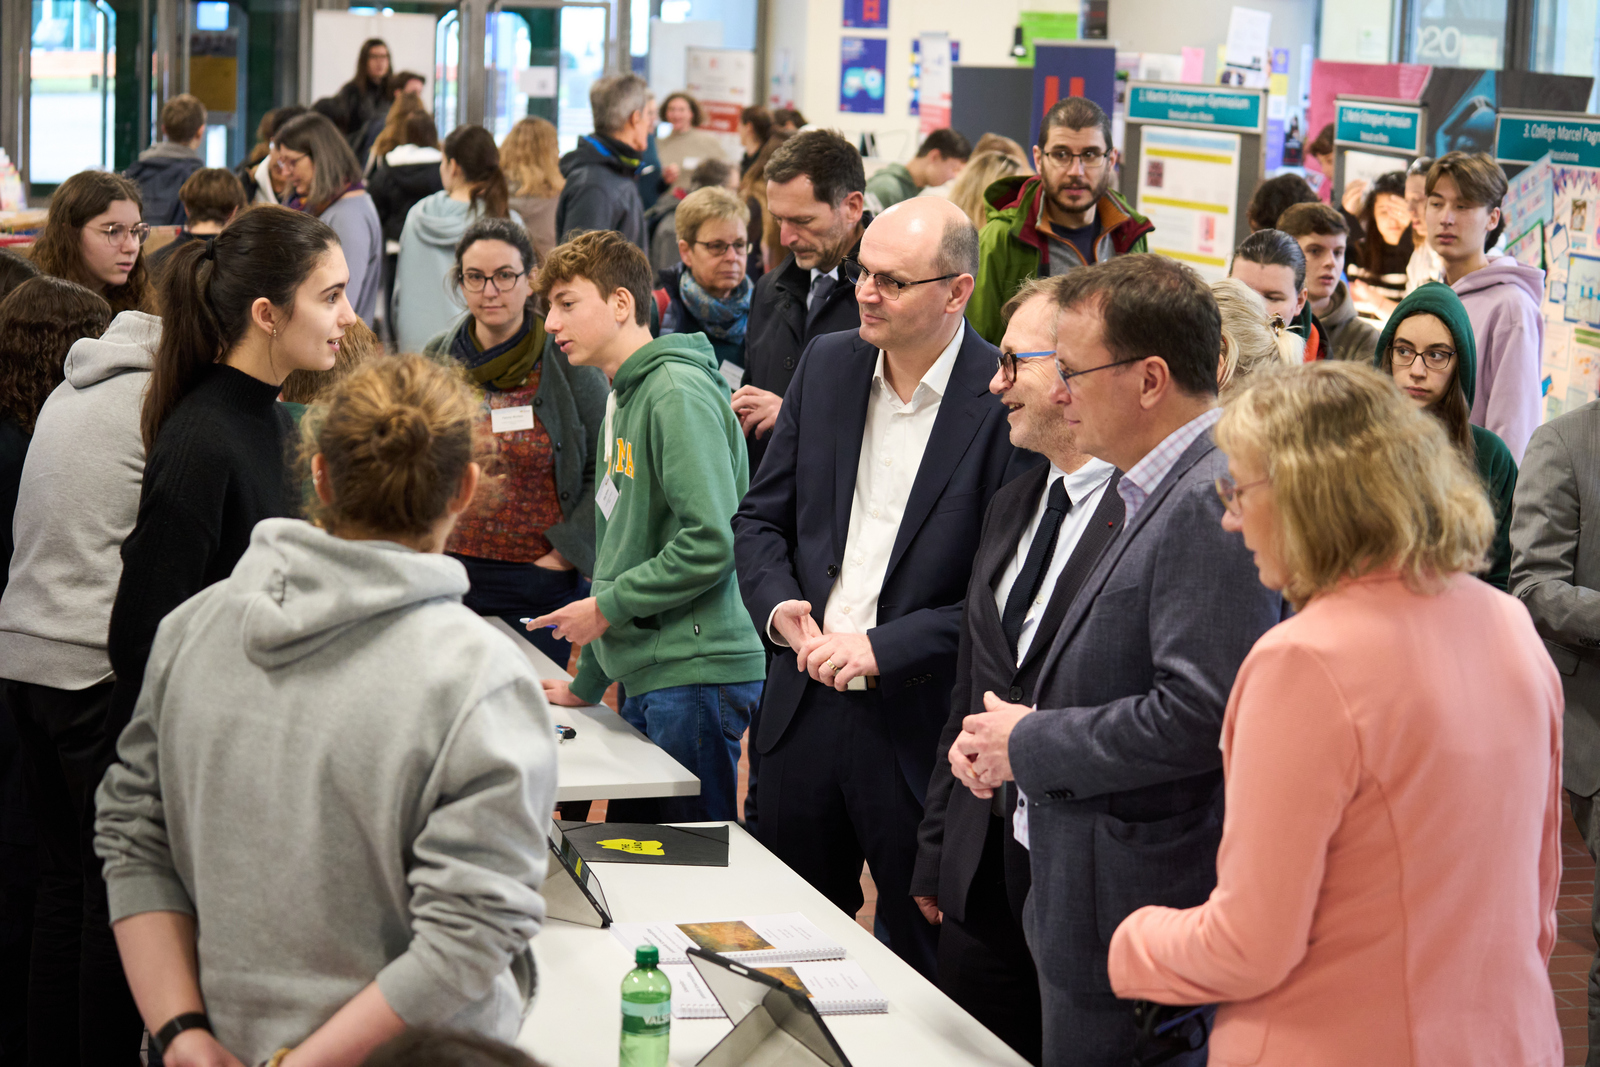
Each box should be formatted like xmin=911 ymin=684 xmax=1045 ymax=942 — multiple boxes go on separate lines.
xmin=518 ymin=821 xmax=1028 ymax=1067
xmin=489 ymin=617 xmax=700 ymax=804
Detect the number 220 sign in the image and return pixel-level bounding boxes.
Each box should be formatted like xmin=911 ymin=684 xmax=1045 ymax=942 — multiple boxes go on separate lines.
xmin=844 ymin=0 xmax=887 ymax=30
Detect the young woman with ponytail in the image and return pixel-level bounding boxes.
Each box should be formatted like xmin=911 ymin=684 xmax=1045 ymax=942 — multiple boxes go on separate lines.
xmin=274 ymin=113 xmax=384 ymax=325
xmin=104 ymin=204 xmax=357 ymax=740
xmin=96 ymin=355 xmax=558 ymax=1067
xmin=392 ymin=124 xmax=520 ymax=352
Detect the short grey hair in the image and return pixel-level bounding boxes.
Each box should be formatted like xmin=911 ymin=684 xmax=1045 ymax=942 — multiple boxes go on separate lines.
xmin=590 ymin=74 xmax=651 ymax=137
xmin=935 ymin=214 xmax=979 ymax=279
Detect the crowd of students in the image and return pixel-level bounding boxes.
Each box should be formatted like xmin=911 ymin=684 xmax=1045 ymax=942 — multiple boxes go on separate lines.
xmin=0 ymin=45 xmax=1588 ymax=1067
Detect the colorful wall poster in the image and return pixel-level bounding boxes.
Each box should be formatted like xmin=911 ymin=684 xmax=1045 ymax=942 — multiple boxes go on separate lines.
xmin=1031 ymin=43 xmax=1117 ymax=148
xmin=1136 ymin=125 xmax=1241 ymax=282
xmin=685 ymin=48 xmax=755 ymax=161
xmin=1015 ymin=11 xmax=1079 ymax=67
xmin=1537 ymin=164 xmax=1600 ymax=417
xmin=843 ymin=0 xmax=888 ymax=30
xmin=918 ymin=33 xmax=953 ymax=133
xmin=840 ymin=37 xmax=888 ymax=114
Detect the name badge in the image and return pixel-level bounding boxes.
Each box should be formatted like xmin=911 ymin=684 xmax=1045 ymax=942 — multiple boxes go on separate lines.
xmin=596 ymin=476 xmax=619 ymax=519
xmin=719 ymin=359 xmax=745 ymax=390
xmin=490 ymin=405 xmax=535 ymax=434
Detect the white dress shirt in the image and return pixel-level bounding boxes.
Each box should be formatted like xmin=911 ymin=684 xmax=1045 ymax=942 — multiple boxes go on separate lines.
xmin=767 ymin=323 xmax=966 ymax=646
xmin=1002 ymin=457 xmax=1116 ymax=849
xmin=823 ymin=323 xmax=965 ymax=636
xmin=991 ymin=458 xmax=1117 ymax=664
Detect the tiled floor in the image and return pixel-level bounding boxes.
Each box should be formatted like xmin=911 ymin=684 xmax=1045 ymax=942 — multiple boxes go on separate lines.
xmin=1558 ymin=796 xmax=1595 ymax=1066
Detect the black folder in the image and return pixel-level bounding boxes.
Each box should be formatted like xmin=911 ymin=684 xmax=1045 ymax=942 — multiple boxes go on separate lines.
xmin=556 ymin=821 xmax=731 ymax=867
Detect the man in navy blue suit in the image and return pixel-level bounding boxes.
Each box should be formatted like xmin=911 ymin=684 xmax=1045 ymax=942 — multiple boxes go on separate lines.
xmin=734 ymin=197 xmax=1033 ymax=977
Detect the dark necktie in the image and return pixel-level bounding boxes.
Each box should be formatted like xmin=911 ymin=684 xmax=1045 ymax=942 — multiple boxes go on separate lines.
xmin=1001 ymin=477 xmax=1072 ymax=659
xmin=805 ymin=272 xmax=835 ymax=330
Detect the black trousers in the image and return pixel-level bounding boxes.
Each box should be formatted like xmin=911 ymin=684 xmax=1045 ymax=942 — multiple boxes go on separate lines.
xmin=938 ymin=816 xmax=1043 ymax=1065
xmin=6 ymin=680 xmax=142 ymax=1066
xmin=757 ymin=682 xmax=938 ymax=979
xmin=0 ymin=691 xmax=35 ymax=1067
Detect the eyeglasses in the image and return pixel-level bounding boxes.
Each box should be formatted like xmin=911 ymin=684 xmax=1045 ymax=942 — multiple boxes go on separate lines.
xmin=1388 ymin=342 xmax=1456 ymax=371
xmin=1040 ymin=147 xmax=1108 ymax=171
xmin=1214 ymin=473 xmax=1271 ymax=514
xmin=94 ymin=223 xmax=152 ymax=247
xmin=1052 ymin=355 xmax=1142 ymax=393
xmin=692 ymin=239 xmax=753 ymax=257
xmin=997 ymin=349 xmax=1055 ymax=380
xmin=461 ymin=268 xmax=527 ymax=292
xmin=840 ymin=259 xmax=959 ymax=300
xmin=273 ymin=149 xmax=308 ymax=172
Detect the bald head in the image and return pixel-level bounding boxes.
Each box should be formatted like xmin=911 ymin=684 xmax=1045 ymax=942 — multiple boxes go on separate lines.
xmin=868 ymin=195 xmax=979 ymax=279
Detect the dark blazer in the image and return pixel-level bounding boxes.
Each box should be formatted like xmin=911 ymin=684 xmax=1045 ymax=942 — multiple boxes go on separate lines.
xmin=1011 ymin=428 xmax=1283 ymax=1019
xmin=911 ymin=463 xmax=1124 ymax=923
xmin=733 ymin=326 xmax=1036 ymax=802
xmin=742 ymin=229 xmax=868 ymax=472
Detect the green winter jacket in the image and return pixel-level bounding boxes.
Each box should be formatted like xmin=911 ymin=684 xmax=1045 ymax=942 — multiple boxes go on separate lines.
xmin=968 ymin=174 xmax=1153 ymax=345
xmin=570 ymin=333 xmax=765 ymax=702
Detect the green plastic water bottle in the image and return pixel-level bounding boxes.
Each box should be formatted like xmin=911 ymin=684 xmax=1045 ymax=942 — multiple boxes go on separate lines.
xmin=620 ymin=944 xmax=671 ymax=1067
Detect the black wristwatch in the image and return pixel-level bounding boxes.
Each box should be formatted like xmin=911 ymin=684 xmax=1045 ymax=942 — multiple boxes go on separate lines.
xmin=154 ymin=1012 xmax=212 ymax=1055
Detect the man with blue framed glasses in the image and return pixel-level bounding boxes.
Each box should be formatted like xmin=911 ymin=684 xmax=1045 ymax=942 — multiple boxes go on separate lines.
xmin=950 ymin=254 xmax=1283 ymax=1067
xmin=912 ymin=275 xmax=1123 ymax=1063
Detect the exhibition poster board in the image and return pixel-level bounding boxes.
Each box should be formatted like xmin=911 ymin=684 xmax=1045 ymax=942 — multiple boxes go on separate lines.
xmin=918 ymin=34 xmax=953 ymax=134
xmin=1136 ymin=126 xmax=1241 ymax=281
xmin=1333 ymin=98 xmax=1426 ymax=155
xmin=1497 ymin=110 xmax=1600 ymax=170
xmin=1534 ymin=161 xmax=1600 ymax=418
xmin=686 ymin=48 xmax=755 ymax=161
xmin=1030 ymin=42 xmax=1118 ymax=153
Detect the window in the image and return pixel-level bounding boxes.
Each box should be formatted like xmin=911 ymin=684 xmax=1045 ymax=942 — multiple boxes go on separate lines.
xmin=1407 ymin=0 xmax=1509 ymax=67
xmin=1535 ymin=0 xmax=1600 ymax=107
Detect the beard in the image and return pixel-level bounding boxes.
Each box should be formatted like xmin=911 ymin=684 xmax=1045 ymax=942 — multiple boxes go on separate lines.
xmin=1044 ymin=167 xmax=1112 ymax=219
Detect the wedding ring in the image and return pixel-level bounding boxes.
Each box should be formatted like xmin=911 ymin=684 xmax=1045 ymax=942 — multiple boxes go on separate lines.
xmin=825 ymin=660 xmax=838 ymax=672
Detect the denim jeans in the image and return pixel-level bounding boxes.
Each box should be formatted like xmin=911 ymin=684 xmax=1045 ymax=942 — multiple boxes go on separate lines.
xmin=453 ymin=554 xmax=588 ymax=667
xmin=610 ymin=681 xmax=762 ymax=824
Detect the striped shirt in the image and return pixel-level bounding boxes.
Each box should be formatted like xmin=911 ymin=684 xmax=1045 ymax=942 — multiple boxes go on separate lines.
xmin=1118 ymin=407 xmax=1223 ymax=522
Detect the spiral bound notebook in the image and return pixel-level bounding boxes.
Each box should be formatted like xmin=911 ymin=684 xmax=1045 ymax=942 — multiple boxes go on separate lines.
xmin=608 ymin=913 xmax=845 ymax=966
xmin=662 ymin=960 xmax=887 ymax=1018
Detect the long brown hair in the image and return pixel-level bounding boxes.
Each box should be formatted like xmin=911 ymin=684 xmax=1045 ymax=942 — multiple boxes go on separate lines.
xmin=144 ymin=205 xmax=340 ymax=450
xmin=0 ymin=277 xmax=111 ymax=432
xmin=442 ymin=124 xmax=510 ymax=219
xmin=351 ymin=38 xmax=390 ymax=94
xmin=274 ymin=113 xmax=364 ymax=216
xmin=499 ymin=117 xmax=564 ymax=199
xmin=371 ymin=93 xmax=435 ymax=163
xmin=32 ymin=171 xmax=151 ymax=315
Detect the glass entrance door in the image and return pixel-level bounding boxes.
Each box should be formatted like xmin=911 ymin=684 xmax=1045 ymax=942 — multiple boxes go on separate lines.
xmin=29 ymin=0 xmax=115 ymax=184
xmin=474 ymin=3 xmax=608 ymax=151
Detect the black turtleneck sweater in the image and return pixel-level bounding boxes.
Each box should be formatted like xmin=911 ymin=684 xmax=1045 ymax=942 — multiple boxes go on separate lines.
xmin=106 ymin=363 xmax=295 ymax=732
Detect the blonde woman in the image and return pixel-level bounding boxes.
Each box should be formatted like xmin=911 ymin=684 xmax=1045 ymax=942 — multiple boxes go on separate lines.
xmin=1109 ymin=362 xmax=1562 ymax=1067
xmin=499 ymin=117 xmax=564 ymax=264
xmin=948 ymin=150 xmax=1025 ymax=230
xmin=1211 ymin=276 xmax=1302 ymax=394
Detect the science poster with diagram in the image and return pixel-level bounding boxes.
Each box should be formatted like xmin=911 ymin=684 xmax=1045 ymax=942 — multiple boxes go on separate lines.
xmin=1136 ymin=125 xmax=1241 ymax=282
xmin=1537 ymin=162 xmax=1600 ymax=418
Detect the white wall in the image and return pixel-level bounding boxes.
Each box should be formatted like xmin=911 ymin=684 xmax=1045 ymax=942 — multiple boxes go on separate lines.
xmin=310 ymin=11 xmax=435 ymax=104
xmin=769 ymin=0 xmax=1317 ymax=164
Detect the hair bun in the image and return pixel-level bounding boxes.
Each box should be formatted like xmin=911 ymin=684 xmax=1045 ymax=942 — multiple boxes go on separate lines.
xmin=370 ymin=404 xmax=431 ymax=463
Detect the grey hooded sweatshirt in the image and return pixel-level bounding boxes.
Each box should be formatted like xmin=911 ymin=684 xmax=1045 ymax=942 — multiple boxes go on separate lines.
xmin=0 ymin=311 xmax=158 ymax=689
xmin=393 ymin=190 xmax=524 ymax=353
xmin=95 ymin=518 xmax=558 ymax=1063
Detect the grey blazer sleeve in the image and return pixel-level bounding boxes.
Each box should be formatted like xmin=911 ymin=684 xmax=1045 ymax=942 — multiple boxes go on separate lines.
xmin=1511 ymin=419 xmax=1600 ymax=647
xmin=1011 ymin=483 xmax=1281 ymax=801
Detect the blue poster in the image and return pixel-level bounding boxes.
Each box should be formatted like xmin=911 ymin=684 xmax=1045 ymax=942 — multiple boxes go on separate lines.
xmin=841 ymin=37 xmax=888 ymax=114
xmin=1029 ymin=44 xmax=1116 ymax=150
xmin=843 ymin=0 xmax=888 ymax=30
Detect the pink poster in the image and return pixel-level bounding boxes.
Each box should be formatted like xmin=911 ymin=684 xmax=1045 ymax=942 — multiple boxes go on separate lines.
xmin=1305 ymin=61 xmax=1432 ymax=195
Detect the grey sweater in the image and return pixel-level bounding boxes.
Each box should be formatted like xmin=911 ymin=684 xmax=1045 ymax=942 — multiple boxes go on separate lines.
xmin=95 ymin=518 xmax=559 ymax=1062
xmin=0 ymin=312 xmax=158 ymax=689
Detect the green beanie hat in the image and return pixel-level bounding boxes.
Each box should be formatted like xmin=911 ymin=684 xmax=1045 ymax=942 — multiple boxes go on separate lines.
xmin=1372 ymin=281 xmax=1478 ymax=408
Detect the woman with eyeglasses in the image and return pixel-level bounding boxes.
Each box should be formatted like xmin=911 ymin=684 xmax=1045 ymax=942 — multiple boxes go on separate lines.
xmin=32 ymin=170 xmax=152 ymax=314
xmin=421 ymin=217 xmax=605 ymax=665
xmin=1109 ymin=360 xmax=1562 ymax=1067
xmin=1377 ymin=281 xmax=1517 ymax=589
xmin=273 ymin=112 xmax=384 ymax=326
xmin=658 ymin=187 xmax=753 ymax=372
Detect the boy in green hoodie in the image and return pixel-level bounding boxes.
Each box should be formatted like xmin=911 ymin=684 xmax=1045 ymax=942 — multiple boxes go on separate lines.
xmin=531 ymin=229 xmax=765 ymax=822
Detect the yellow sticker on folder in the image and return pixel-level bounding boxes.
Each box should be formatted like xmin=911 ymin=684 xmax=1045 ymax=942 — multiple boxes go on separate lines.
xmin=597 ymin=838 xmax=665 ymax=856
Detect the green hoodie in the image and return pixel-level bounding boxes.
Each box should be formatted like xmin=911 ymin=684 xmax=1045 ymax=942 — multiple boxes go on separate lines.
xmin=570 ymin=333 xmax=765 ymax=703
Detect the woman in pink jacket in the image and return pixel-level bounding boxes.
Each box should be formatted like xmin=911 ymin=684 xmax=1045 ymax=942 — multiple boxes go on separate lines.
xmin=1109 ymin=361 xmax=1563 ymax=1067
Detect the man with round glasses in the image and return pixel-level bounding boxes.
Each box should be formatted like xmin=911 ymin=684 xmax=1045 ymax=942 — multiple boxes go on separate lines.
xmin=968 ymin=97 xmax=1153 ymax=345
xmin=735 ymin=197 xmax=1033 ymax=981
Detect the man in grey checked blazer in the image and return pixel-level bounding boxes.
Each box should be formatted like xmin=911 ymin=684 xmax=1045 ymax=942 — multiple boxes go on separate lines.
xmin=1512 ymin=400 xmax=1600 ymax=1066
xmin=952 ymin=255 xmax=1284 ymax=1067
